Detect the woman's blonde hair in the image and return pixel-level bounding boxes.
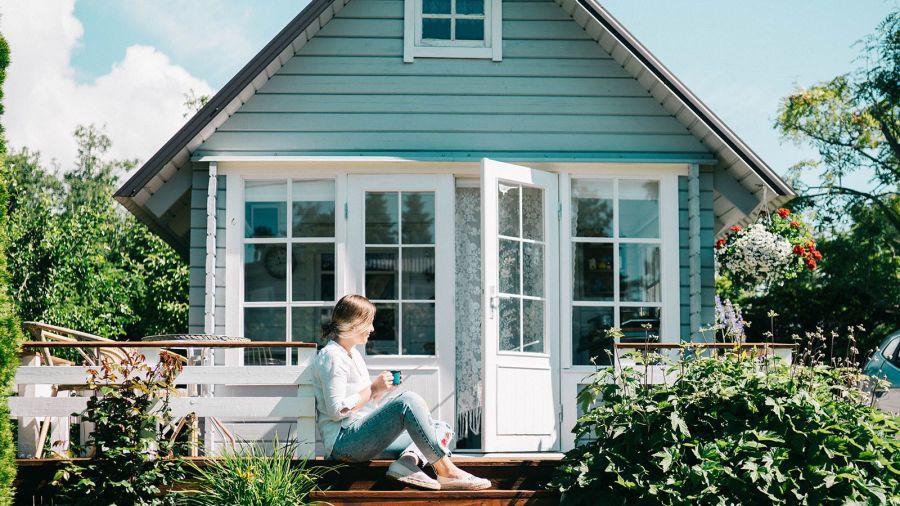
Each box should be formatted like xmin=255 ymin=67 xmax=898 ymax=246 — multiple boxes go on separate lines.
xmin=322 ymin=294 xmax=376 ymax=341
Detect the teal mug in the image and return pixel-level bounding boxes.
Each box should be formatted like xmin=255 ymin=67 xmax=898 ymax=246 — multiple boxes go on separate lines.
xmin=390 ymin=370 xmax=402 ymax=385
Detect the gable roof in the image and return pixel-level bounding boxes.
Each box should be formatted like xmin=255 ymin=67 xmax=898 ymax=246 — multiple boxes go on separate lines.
xmin=115 ymin=0 xmax=794 ymax=255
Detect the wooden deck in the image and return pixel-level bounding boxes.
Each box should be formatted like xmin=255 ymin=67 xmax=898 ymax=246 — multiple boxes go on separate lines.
xmin=14 ymin=456 xmax=563 ymax=505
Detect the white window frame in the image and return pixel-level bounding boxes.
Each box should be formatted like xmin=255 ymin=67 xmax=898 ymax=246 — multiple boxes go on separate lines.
xmin=558 ymin=165 xmax=683 ymax=451
xmin=404 ymin=0 xmax=502 ymax=62
xmin=225 ymin=171 xmax=348 ymax=367
xmin=560 ymin=168 xmax=681 ymax=370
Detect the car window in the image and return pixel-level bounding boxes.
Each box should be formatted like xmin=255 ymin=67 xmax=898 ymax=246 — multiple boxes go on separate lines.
xmin=885 ymin=336 xmax=900 ymax=367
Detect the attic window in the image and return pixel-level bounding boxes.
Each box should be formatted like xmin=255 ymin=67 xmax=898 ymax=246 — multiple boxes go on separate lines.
xmin=404 ymin=0 xmax=502 ymax=61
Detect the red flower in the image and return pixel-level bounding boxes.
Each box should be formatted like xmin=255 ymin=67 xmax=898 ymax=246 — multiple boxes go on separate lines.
xmin=813 ymin=250 xmax=822 ymax=261
xmin=777 ymin=208 xmax=791 ymax=218
xmin=715 ymin=239 xmax=726 ymax=249
xmin=805 ymin=240 xmax=815 ymax=249
xmin=792 ymin=245 xmax=805 ymax=255
xmin=789 ymin=220 xmax=800 ymax=229
xmin=730 ymin=225 xmax=742 ymax=233
xmin=806 ymin=259 xmax=817 ymax=270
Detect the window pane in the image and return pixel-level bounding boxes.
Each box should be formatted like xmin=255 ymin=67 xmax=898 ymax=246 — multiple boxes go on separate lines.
xmin=402 ymin=303 xmax=435 ymax=355
xmin=619 ymin=180 xmax=659 ymax=238
xmin=366 ymin=248 xmax=398 ymax=300
xmin=620 ymin=244 xmax=661 ymax=302
xmin=292 ymin=243 xmax=335 ymax=302
xmin=456 ymin=19 xmax=484 ymax=41
xmin=365 ymin=192 xmax=399 ymax=244
xmin=499 ymin=297 xmax=520 ymax=352
xmin=456 ymin=0 xmax=484 ymax=15
xmin=499 ymin=239 xmax=520 ymax=295
xmin=293 ymin=180 xmax=335 ymax=238
xmin=244 ymin=308 xmax=286 ymax=366
xmin=402 ymin=192 xmax=435 ymax=244
xmin=368 ymin=303 xmax=398 ymax=355
xmin=571 ymin=179 xmax=612 ymax=238
xmin=572 ymin=306 xmax=614 ymax=366
xmin=522 ymin=299 xmax=544 ymax=353
xmin=619 ymin=307 xmax=661 ymax=343
xmin=522 ymin=186 xmax=543 ymax=241
xmin=245 ymin=180 xmax=287 ymax=238
xmin=573 ymin=243 xmax=613 ymax=301
xmin=498 ymin=183 xmax=520 ymax=237
xmin=245 ymin=244 xmax=287 ymax=302
xmin=423 ymin=0 xmax=451 ymax=14
xmin=402 ymin=247 xmax=435 ymax=300
xmin=422 ymin=18 xmax=451 ymax=39
xmin=292 ymin=306 xmax=332 ymax=351
xmin=523 ymin=242 xmax=543 ymax=297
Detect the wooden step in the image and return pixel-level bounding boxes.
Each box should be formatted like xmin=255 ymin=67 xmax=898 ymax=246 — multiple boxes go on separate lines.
xmin=311 ymin=489 xmax=559 ymax=505
xmin=311 ymin=457 xmax=561 ymax=491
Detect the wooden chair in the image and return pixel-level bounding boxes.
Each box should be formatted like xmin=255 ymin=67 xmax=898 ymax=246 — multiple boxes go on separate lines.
xmin=20 ymin=322 xmax=190 ymax=457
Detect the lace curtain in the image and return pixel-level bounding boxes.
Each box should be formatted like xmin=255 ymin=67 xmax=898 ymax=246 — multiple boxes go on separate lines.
xmin=455 ymin=187 xmax=482 ymax=439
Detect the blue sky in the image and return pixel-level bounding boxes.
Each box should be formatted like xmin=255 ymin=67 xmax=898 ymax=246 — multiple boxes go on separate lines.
xmin=3 ymin=0 xmax=898 ymax=183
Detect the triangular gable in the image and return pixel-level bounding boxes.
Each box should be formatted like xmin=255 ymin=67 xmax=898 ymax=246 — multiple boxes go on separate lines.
xmin=116 ymin=0 xmax=794 ymax=255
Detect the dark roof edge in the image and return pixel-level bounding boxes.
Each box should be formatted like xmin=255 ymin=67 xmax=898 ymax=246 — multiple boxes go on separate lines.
xmin=114 ymin=0 xmax=336 ymax=199
xmin=578 ymin=0 xmax=795 ymax=198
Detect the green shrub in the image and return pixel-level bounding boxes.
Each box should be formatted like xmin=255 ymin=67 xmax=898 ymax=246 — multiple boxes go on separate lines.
xmin=53 ymin=350 xmax=185 ymax=505
xmin=551 ymin=347 xmax=900 ymax=505
xmin=0 ymin=31 xmax=22 ymax=506
xmin=176 ymin=440 xmax=333 ymax=506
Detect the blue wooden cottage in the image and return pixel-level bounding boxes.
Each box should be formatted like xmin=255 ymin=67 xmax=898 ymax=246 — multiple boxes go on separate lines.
xmin=115 ymin=0 xmax=794 ymax=454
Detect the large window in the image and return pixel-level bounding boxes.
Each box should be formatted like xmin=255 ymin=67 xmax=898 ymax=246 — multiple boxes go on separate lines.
xmin=404 ymin=0 xmax=501 ymax=61
xmin=364 ymin=191 xmax=436 ymax=356
xmin=570 ymin=179 xmax=662 ymax=366
xmin=243 ymin=179 xmax=336 ymax=365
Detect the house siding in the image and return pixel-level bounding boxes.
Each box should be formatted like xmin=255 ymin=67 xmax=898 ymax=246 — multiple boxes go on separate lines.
xmin=188 ymin=164 xmax=227 ymax=335
xmin=678 ymin=168 xmax=715 ymax=342
xmin=197 ymin=0 xmax=712 ymax=160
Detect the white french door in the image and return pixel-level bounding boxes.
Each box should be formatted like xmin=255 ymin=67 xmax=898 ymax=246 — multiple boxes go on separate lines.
xmin=347 ymin=174 xmax=456 ymax=424
xmin=481 ymin=159 xmax=560 ymax=452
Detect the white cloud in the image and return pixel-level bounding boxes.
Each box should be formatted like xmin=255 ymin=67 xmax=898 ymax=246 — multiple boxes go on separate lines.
xmin=0 ymin=0 xmax=214 ymax=170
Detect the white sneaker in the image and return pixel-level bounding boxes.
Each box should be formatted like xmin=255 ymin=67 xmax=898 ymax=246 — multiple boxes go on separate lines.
xmin=436 ymin=471 xmax=492 ymax=491
xmin=386 ymin=457 xmax=441 ymax=490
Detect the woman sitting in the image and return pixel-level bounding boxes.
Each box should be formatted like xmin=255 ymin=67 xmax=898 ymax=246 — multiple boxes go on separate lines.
xmin=312 ymin=294 xmax=491 ymax=491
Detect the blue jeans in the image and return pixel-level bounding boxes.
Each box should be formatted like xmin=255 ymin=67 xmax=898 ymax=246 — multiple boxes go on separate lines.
xmin=330 ymin=391 xmax=452 ymax=465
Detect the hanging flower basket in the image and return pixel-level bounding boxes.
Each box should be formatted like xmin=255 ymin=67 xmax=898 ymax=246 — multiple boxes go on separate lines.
xmin=715 ymin=208 xmax=821 ymax=287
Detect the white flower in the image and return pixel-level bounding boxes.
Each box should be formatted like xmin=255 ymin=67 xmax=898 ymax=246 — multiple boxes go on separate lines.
xmin=721 ymin=224 xmax=792 ymax=286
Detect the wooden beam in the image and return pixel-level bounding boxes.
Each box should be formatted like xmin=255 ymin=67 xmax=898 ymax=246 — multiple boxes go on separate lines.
xmin=688 ymin=164 xmax=701 ymax=342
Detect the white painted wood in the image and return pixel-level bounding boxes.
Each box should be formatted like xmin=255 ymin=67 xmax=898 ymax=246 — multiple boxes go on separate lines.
xmin=225 ymin=172 xmax=242 ymax=349
xmin=490 ymin=0 xmax=503 ymax=61
xmin=14 ymin=365 xmax=315 ymax=387
xmin=16 ymin=354 xmax=42 ymax=457
xmin=481 ymin=159 xmax=560 ymax=452
xmin=346 ymin=174 xmax=456 ymax=425
xmin=9 ymin=396 xmax=315 ymax=419
xmin=205 ymin=162 xmax=218 ymax=336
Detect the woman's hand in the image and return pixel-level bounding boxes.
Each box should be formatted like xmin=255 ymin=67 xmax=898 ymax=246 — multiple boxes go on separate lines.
xmin=371 ymin=371 xmax=395 ymax=398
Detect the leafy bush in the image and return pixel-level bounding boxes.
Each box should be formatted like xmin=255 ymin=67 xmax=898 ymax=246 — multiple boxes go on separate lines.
xmin=176 ymin=440 xmax=333 ymax=506
xmin=53 ymin=350 xmax=185 ymax=505
xmin=4 ymin=128 xmax=188 ymax=340
xmin=551 ymin=347 xmax=900 ymax=505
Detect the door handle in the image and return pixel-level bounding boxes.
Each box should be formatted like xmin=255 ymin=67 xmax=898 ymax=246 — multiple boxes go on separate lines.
xmin=489 ymin=286 xmax=499 ymax=320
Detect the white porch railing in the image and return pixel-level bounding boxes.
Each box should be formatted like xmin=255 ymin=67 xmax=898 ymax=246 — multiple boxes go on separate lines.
xmin=10 ymin=341 xmax=318 ymax=459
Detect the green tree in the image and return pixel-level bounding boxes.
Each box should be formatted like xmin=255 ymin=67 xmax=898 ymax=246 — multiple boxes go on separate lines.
xmin=727 ymin=10 xmax=900 ymax=356
xmin=5 ymin=126 xmax=188 ymax=339
xmin=776 ymin=11 xmax=899 ymax=239
xmin=0 ymin=32 xmax=24 ymax=506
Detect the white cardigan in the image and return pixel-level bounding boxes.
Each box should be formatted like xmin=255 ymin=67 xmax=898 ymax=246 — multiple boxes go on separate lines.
xmin=311 ymin=340 xmax=376 ymax=457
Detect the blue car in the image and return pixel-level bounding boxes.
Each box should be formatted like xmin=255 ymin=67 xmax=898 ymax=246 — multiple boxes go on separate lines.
xmin=864 ymin=330 xmax=900 ymax=388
